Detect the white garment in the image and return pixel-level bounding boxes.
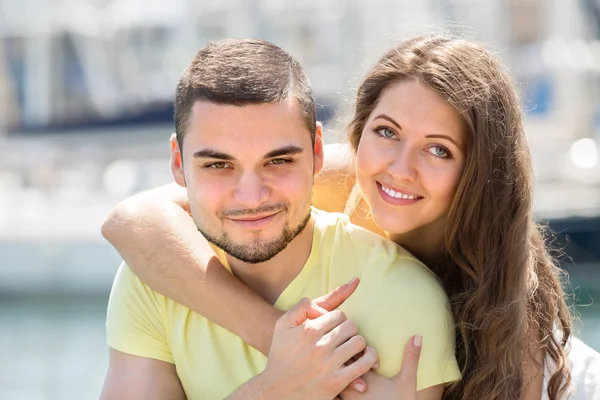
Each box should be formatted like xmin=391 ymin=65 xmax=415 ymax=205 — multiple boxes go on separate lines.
xmin=343 ymin=183 xmax=362 ymax=217
xmin=559 ymin=337 xmax=600 ymax=400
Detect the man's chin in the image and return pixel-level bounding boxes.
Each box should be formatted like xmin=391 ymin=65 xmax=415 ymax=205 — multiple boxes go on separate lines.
xmin=201 ymin=211 xmax=311 ymax=263
xmin=223 ymin=240 xmax=287 ymax=264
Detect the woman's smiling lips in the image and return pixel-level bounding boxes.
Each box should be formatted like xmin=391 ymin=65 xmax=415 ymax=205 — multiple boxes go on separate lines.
xmin=227 ymin=211 xmax=281 ymax=230
xmin=377 ymin=182 xmax=424 ymax=205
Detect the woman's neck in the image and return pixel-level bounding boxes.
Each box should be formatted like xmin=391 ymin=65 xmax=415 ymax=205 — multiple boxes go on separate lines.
xmin=387 ymin=223 xmax=445 ymax=267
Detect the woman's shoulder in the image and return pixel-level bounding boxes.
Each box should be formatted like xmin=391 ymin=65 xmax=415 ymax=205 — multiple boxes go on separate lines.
xmin=313 ymin=143 xmax=356 ymax=214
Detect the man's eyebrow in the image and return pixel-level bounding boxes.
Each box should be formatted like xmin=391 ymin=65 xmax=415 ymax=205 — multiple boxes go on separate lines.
xmin=193 ymin=149 xmax=235 ymax=161
xmin=263 ymin=145 xmax=304 ymax=159
xmin=372 ymin=114 xmax=402 ymax=130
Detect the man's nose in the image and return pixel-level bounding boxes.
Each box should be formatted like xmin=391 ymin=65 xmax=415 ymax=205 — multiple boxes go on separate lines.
xmin=233 ymin=171 xmax=270 ymax=209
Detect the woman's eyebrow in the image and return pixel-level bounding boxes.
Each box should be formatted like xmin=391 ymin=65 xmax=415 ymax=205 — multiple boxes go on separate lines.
xmin=425 ymin=134 xmax=460 ymax=147
xmin=372 ymin=114 xmax=402 ymax=130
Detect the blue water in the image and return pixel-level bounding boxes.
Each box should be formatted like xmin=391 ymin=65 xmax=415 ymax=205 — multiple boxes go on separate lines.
xmin=0 ymin=298 xmax=108 ymax=400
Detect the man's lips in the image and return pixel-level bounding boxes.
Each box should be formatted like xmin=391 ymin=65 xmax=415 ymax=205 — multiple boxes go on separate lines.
xmin=226 ymin=211 xmax=281 ymax=229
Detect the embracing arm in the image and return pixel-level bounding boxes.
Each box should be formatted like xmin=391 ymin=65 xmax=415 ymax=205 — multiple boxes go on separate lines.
xmin=101 ymin=144 xmax=356 ymax=355
xmin=101 ymin=183 xmax=279 ymax=355
xmin=101 ymin=184 xmax=356 ymax=355
xmin=100 ymin=349 xmax=186 ymax=400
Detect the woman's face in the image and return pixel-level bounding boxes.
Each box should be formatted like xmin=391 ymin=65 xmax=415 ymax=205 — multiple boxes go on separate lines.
xmin=356 ymin=80 xmax=466 ymax=238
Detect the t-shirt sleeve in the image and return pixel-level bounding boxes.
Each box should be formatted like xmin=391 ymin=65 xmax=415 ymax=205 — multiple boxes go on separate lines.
xmin=338 ymin=255 xmax=461 ymax=391
xmin=105 ymin=263 xmax=173 ymax=364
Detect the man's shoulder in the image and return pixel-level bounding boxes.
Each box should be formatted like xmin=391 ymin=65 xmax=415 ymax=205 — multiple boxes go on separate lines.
xmin=109 ymin=263 xmax=167 ymax=309
xmin=312 ymin=208 xmax=439 ymax=286
xmin=314 ymin=208 xmax=418 ymax=257
xmin=108 ymin=263 xmax=213 ymax=336
xmin=109 ymin=263 xmax=188 ymax=315
xmin=313 ymin=207 xmax=398 ymax=251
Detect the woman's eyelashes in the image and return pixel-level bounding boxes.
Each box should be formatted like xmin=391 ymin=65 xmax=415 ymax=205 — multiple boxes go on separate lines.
xmin=373 ymin=125 xmax=454 ymax=159
xmin=373 ymin=126 xmax=397 ymax=139
xmin=373 ymin=126 xmax=452 ymax=159
xmin=425 ymin=145 xmax=452 ymax=159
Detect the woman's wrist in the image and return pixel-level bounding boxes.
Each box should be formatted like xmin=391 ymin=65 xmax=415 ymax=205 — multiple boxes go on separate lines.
xmin=241 ymin=306 xmax=283 ymax=356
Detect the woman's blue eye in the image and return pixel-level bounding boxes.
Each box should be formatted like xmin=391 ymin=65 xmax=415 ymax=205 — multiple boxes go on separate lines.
xmin=377 ymin=128 xmax=396 ymax=139
xmin=427 ymin=146 xmax=449 ymax=158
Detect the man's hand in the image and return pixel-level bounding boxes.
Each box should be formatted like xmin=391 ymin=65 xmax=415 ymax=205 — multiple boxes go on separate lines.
xmin=256 ymin=296 xmax=378 ymax=400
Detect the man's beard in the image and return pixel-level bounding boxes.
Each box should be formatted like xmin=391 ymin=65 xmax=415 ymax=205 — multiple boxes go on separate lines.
xmin=199 ymin=208 xmax=312 ymax=264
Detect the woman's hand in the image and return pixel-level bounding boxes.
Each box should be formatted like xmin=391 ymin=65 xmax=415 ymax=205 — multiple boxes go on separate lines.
xmin=257 ymin=297 xmax=379 ymax=400
xmin=338 ymin=335 xmax=429 ymax=400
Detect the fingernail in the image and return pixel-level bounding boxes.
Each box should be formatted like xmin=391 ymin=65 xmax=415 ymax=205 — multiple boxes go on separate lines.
xmin=373 ymin=361 xmax=380 ymax=369
xmin=413 ymin=334 xmax=422 ymax=348
xmin=354 ymin=382 xmax=365 ymax=392
xmin=347 ymin=277 xmax=358 ymax=285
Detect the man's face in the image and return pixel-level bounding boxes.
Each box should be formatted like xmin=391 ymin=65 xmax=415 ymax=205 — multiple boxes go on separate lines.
xmin=171 ymin=99 xmax=323 ymax=263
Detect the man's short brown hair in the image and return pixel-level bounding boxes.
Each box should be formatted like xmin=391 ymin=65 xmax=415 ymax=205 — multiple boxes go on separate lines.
xmin=174 ymin=38 xmax=316 ymax=150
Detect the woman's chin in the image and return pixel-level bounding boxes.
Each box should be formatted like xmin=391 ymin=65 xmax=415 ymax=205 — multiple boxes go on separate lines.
xmin=372 ymin=216 xmax=415 ymax=237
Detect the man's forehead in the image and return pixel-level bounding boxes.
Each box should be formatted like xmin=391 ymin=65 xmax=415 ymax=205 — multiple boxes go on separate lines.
xmin=190 ymin=98 xmax=301 ymax=121
xmin=185 ymin=100 xmax=311 ymax=151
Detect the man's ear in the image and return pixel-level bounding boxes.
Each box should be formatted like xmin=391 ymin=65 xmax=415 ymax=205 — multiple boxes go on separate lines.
xmin=170 ymin=133 xmax=186 ymax=187
xmin=313 ymin=122 xmax=324 ymax=175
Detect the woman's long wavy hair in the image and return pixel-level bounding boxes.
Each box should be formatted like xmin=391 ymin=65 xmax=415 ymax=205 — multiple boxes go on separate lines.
xmin=348 ymin=35 xmax=572 ymax=399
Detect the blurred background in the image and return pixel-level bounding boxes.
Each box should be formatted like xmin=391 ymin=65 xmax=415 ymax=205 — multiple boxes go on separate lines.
xmin=0 ymin=0 xmax=599 ymax=398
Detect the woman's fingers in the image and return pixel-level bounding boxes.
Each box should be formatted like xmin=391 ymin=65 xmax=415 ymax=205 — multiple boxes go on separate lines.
xmin=313 ymin=278 xmax=360 ymax=311
xmin=394 ymin=335 xmax=422 ymax=390
xmin=349 ymin=377 xmax=368 ymax=393
xmin=323 ymin=319 xmax=359 ymax=349
xmin=277 ymin=297 xmax=314 ymax=328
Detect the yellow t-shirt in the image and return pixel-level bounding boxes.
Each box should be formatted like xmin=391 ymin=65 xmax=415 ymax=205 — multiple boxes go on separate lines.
xmin=106 ymin=209 xmax=460 ymax=399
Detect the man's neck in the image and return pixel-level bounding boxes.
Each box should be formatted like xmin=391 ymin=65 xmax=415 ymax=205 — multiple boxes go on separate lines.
xmin=226 ymin=215 xmax=315 ymax=305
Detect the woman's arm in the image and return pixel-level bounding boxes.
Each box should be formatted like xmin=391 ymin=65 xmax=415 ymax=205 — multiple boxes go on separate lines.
xmin=101 ymin=183 xmax=281 ymax=354
xmin=101 ymin=144 xmax=357 ymax=354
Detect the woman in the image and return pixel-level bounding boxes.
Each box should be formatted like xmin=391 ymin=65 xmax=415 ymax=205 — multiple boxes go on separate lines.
xmin=102 ymin=35 xmax=577 ymax=399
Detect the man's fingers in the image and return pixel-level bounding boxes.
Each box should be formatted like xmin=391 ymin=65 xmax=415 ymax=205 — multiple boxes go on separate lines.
xmin=313 ymin=277 xmax=360 ymax=311
xmin=339 ymin=344 xmax=378 ymax=379
xmin=395 ymin=335 xmax=422 ymax=388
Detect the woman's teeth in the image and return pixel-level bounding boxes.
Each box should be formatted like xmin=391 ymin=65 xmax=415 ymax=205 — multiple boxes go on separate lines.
xmin=380 ymin=184 xmax=419 ymax=200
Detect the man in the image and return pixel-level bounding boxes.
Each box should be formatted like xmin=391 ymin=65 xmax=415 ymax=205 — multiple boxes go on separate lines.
xmin=100 ymin=39 xmax=459 ymax=400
